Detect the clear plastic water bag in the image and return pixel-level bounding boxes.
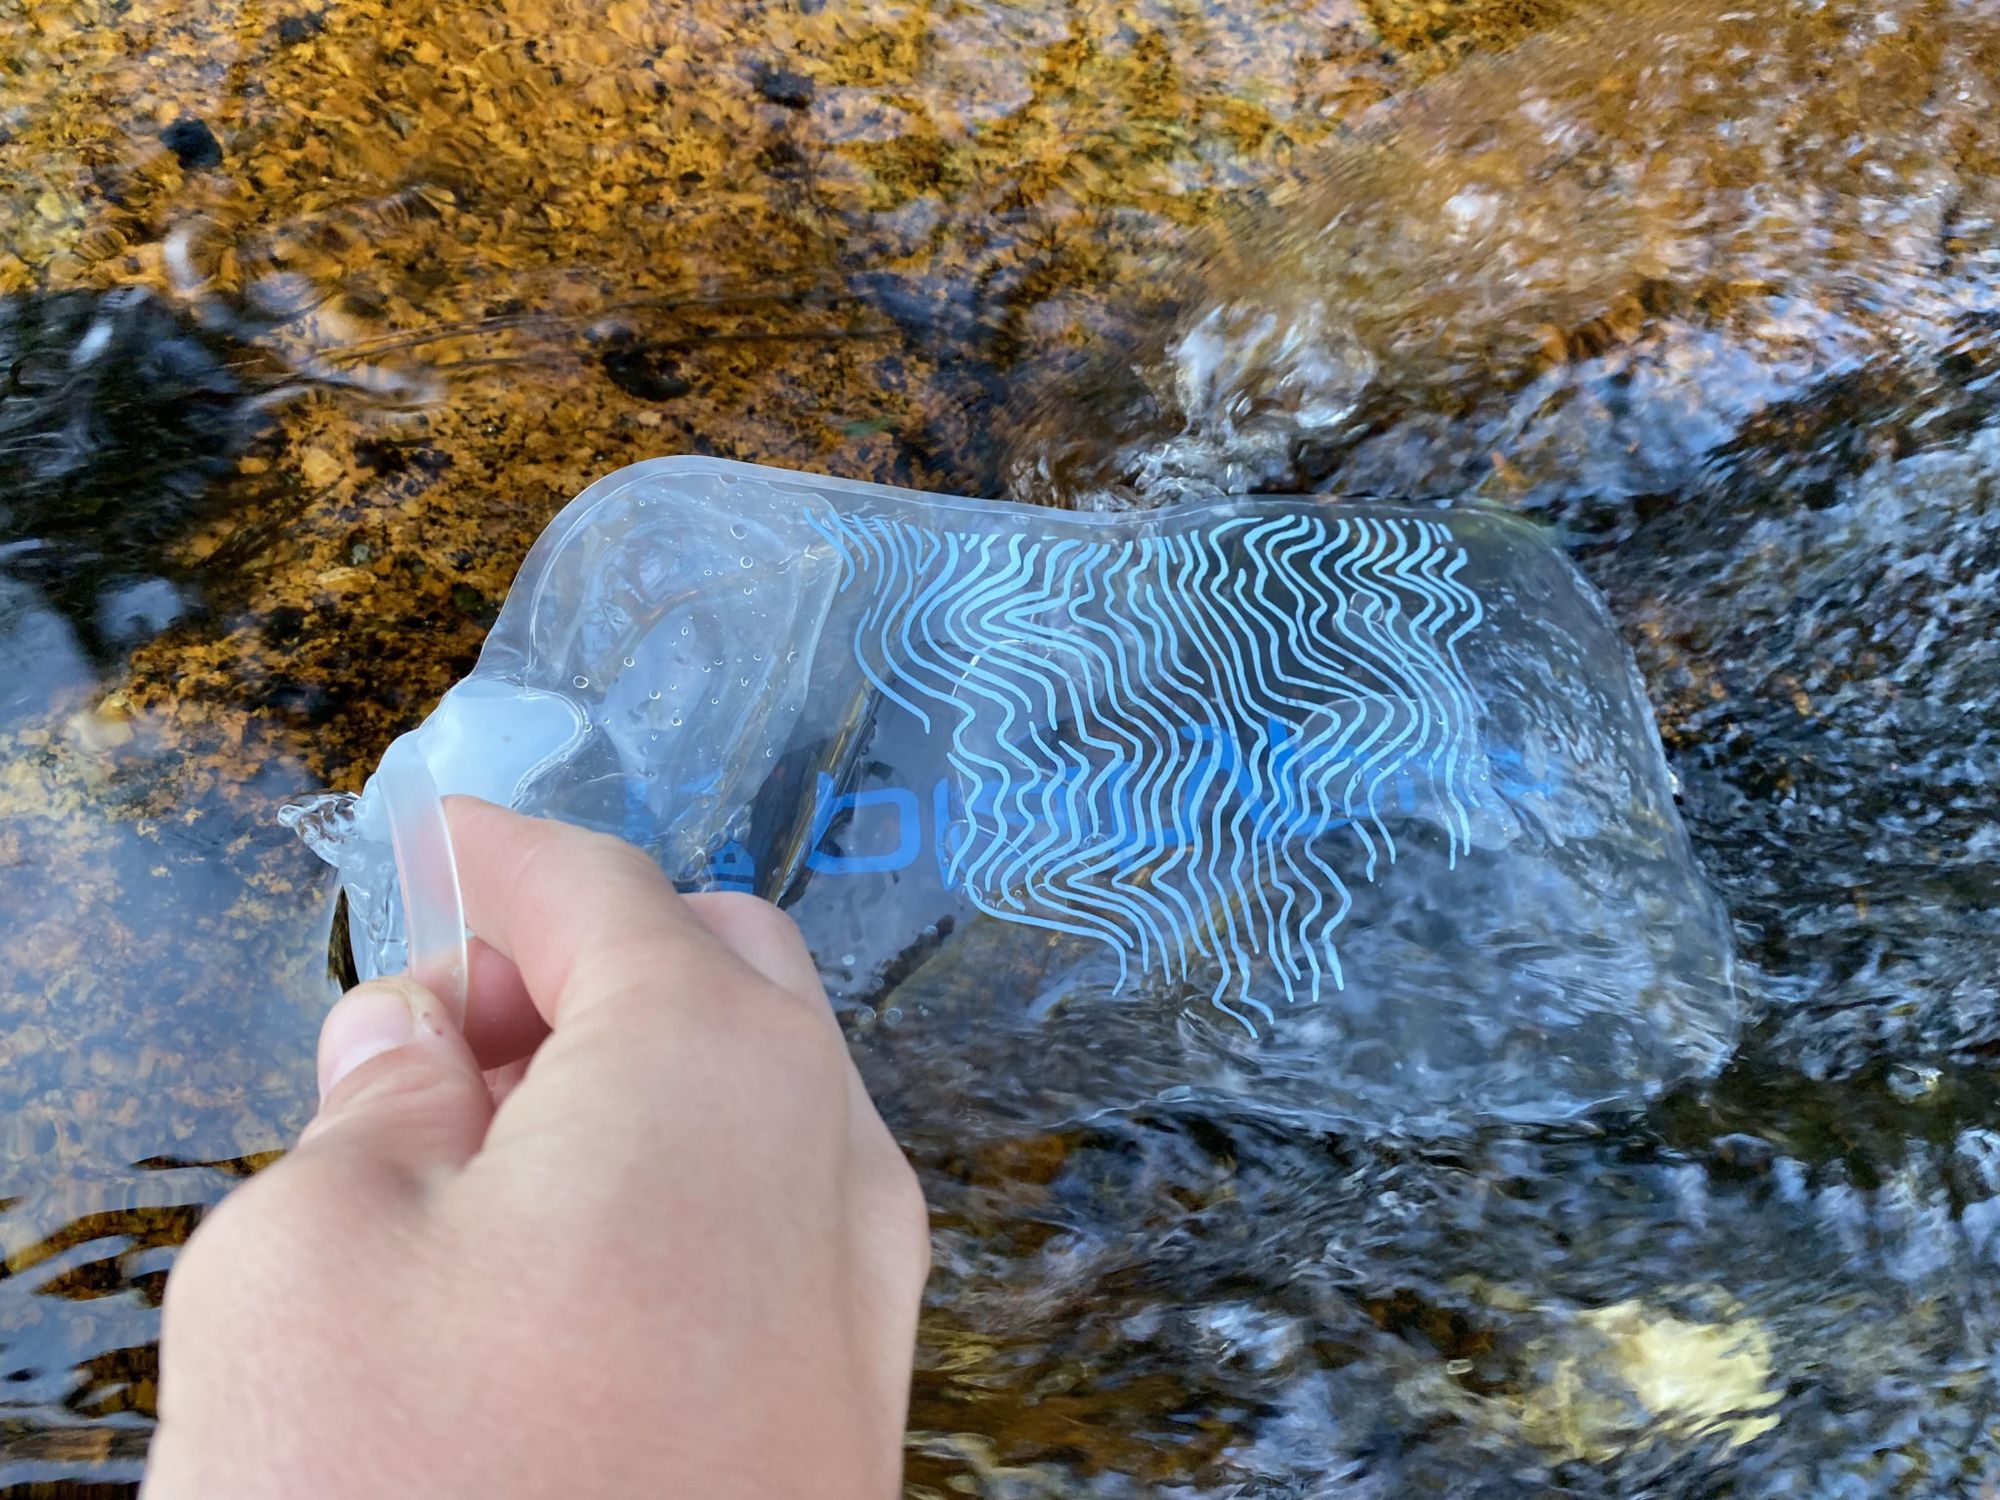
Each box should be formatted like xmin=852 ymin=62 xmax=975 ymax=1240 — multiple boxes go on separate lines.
xmin=290 ymin=457 xmax=1736 ymax=1133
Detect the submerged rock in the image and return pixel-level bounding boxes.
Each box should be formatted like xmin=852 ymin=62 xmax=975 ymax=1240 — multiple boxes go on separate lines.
xmin=1517 ymin=1301 xmax=1781 ymax=1459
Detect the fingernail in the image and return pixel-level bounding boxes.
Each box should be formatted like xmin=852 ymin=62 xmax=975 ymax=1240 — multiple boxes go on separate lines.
xmin=318 ymin=981 xmax=423 ymax=1099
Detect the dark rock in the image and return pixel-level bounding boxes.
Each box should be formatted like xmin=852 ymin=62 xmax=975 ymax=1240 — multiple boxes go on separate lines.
xmin=752 ymin=62 xmax=814 ymax=109
xmin=159 ymin=116 xmax=222 ymax=171
xmin=600 ymin=342 xmax=693 ymax=402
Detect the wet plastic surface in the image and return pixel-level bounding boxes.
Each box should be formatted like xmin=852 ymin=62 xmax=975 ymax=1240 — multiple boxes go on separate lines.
xmin=292 ymin=457 xmax=1735 ymax=1132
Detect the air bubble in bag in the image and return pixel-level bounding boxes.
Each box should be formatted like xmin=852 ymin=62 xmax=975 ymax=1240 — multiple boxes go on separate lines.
xmin=287 ymin=457 xmax=1737 ymax=1135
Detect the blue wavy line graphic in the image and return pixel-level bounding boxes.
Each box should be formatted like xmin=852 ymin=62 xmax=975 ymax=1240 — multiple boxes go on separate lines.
xmin=809 ymin=506 xmax=1488 ymax=1034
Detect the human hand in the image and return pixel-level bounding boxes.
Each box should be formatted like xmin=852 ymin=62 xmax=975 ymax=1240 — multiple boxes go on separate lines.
xmin=144 ymin=800 xmax=930 ymax=1499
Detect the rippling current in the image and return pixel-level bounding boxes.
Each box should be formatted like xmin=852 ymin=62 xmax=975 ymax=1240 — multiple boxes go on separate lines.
xmin=3 ymin=0 xmax=2000 ymax=1490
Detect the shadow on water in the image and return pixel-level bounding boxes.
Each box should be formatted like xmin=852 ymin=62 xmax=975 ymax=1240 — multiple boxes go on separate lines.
xmin=3 ymin=0 xmax=2000 ymax=1491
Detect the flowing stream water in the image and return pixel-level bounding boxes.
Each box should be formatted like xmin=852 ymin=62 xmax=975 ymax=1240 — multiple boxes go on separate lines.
xmin=2 ymin=0 xmax=1998 ymax=1492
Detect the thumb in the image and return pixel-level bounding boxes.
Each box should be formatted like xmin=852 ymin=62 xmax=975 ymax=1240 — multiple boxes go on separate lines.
xmin=296 ymin=976 xmax=494 ymax=1178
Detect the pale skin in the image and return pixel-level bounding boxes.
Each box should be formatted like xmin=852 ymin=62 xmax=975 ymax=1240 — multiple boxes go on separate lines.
xmin=142 ymin=799 xmax=931 ymax=1500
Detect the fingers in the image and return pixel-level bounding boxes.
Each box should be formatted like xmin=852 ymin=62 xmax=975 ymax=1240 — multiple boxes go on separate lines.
xmin=444 ymin=798 xmax=766 ymax=1036
xmin=441 ymin=801 xmax=883 ymax=1203
xmin=458 ymin=892 xmax=823 ymax=1069
xmin=450 ymin=841 xmax=825 ymax=1072
xmin=293 ymin=976 xmax=495 ymax=1181
xmin=460 ymin=936 xmax=548 ymax=1069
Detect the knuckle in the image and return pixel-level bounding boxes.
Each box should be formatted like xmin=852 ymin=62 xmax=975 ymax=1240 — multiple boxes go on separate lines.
xmin=502 ymin=830 xmax=565 ymax=907
xmin=687 ymin=890 xmax=802 ymax=948
xmin=601 ymin=835 xmax=670 ymax=887
xmin=509 ymin=820 xmax=662 ymax=915
xmin=592 ymin=927 xmax=684 ymax=985
xmin=882 ymin=1152 xmax=932 ymax=1265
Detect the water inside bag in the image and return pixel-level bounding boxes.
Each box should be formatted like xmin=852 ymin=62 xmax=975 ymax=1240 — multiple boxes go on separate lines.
xmin=288 ymin=457 xmax=1735 ymax=1133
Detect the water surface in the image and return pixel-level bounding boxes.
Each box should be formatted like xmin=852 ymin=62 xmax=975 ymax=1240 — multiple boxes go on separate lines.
xmin=2 ymin=0 xmax=1998 ymax=1492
